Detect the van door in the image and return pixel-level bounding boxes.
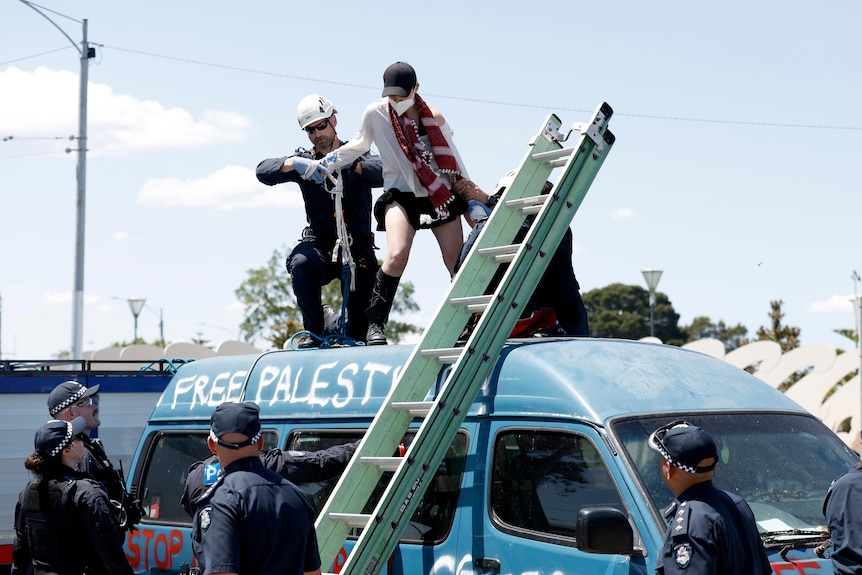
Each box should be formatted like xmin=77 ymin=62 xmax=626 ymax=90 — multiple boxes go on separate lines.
xmin=461 ymin=421 xmax=649 ymax=575
xmin=287 ymin=428 xmax=471 ymax=575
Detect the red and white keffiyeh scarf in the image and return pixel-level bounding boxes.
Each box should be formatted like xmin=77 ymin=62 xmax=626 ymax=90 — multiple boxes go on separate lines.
xmin=389 ymin=94 xmax=462 ymax=212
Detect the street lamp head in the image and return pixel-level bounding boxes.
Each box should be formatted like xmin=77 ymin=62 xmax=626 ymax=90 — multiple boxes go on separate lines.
xmin=642 ymin=269 xmax=663 ymax=291
xmin=127 ymin=298 xmax=146 ymax=318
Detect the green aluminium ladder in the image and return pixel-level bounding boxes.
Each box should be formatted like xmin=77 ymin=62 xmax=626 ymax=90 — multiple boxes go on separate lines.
xmin=315 ymin=102 xmax=616 ymax=575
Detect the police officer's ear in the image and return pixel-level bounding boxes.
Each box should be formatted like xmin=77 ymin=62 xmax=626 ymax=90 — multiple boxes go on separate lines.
xmin=207 ymin=435 xmax=218 ymax=455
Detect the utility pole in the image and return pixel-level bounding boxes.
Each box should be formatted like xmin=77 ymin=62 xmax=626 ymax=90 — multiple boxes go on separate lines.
xmin=854 ymin=271 xmax=862 ymax=440
xmin=18 ymin=1 xmax=95 ymax=359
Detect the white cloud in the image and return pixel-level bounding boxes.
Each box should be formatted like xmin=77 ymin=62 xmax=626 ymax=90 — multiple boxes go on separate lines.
xmin=224 ymin=300 xmax=246 ymax=313
xmin=0 ymin=66 xmax=251 ymax=154
xmin=113 ymin=231 xmax=130 ymax=241
xmin=138 ymin=165 xmax=303 ymax=211
xmin=42 ymin=291 xmax=101 ymax=305
xmin=807 ymin=294 xmax=855 ymax=314
xmin=611 ymin=208 xmax=635 ymax=220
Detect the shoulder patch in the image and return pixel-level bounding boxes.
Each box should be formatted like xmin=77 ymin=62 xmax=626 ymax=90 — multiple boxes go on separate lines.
xmin=673 ymin=542 xmax=692 ymax=568
xmin=95 ymin=494 xmax=112 ymax=516
xmin=199 ymin=506 xmax=212 ymax=531
xmin=671 ymin=500 xmax=691 ymax=537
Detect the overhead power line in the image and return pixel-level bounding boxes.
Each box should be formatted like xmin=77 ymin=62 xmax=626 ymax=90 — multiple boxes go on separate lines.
xmin=99 ymin=44 xmax=861 ymax=132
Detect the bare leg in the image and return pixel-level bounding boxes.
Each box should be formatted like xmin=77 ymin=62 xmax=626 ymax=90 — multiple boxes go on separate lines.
xmin=381 ymin=202 xmax=416 ymax=277
xmin=431 ymin=218 xmax=464 ymax=277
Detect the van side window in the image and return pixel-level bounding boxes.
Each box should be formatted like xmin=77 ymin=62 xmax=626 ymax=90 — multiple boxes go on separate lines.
xmin=136 ymin=430 xmax=278 ymax=526
xmin=491 ymin=430 xmax=623 ymax=539
xmin=287 ymin=430 xmax=469 ymax=544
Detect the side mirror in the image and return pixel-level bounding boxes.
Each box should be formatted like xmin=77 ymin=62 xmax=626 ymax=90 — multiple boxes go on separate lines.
xmin=576 ymin=507 xmax=636 ymax=555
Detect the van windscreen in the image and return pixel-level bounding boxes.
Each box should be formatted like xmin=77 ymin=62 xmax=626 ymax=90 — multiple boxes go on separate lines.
xmin=612 ymin=412 xmax=859 ymax=538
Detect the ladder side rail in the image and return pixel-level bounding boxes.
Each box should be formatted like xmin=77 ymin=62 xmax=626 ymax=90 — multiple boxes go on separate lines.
xmin=315 ymin=114 xmax=567 ymax=565
xmin=340 ymin=114 xmax=615 ymax=575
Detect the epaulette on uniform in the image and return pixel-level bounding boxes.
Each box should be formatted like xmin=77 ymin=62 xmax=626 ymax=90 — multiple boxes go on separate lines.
xmin=669 ymin=500 xmax=692 ymax=538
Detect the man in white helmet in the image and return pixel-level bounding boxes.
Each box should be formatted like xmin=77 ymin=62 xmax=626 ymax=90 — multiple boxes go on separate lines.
xmin=257 ymin=95 xmax=384 ymax=348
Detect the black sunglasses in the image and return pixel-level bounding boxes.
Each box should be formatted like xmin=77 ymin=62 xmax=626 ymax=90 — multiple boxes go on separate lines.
xmin=304 ymin=117 xmax=330 ymax=134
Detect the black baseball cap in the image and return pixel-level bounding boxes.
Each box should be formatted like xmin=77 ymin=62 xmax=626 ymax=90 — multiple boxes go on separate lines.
xmin=35 ymin=417 xmax=87 ymax=460
xmin=382 ymin=62 xmax=417 ymax=97
xmin=209 ymin=402 xmax=262 ymax=449
xmin=48 ymin=381 xmax=100 ymax=417
xmin=648 ymin=420 xmax=718 ymax=474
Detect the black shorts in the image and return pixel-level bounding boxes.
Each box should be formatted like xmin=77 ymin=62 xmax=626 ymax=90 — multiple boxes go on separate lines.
xmin=374 ymin=188 xmax=467 ymax=231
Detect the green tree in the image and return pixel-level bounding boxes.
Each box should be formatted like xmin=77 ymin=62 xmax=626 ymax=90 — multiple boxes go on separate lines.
xmin=682 ymin=316 xmax=748 ymax=351
xmin=755 ymin=299 xmax=805 ymax=391
xmin=582 ymin=283 xmax=686 ymax=345
xmin=236 ymin=245 xmax=420 ymax=349
xmin=755 ymin=300 xmax=801 ymax=352
xmin=834 ymin=328 xmax=857 ymax=344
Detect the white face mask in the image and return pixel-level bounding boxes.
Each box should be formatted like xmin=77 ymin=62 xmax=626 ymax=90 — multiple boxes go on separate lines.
xmin=390 ymin=91 xmax=415 ymax=116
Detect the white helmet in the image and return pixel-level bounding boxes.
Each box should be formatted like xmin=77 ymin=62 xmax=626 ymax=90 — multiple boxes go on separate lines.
xmin=296 ymin=94 xmax=336 ymax=129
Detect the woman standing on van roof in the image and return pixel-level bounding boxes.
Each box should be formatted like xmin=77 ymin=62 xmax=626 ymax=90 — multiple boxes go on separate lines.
xmin=11 ymin=417 xmax=133 ymax=575
xmin=306 ymin=62 xmax=476 ymax=345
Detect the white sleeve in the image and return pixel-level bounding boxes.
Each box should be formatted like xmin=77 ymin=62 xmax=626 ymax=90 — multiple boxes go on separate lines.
xmin=331 ymin=102 xmax=377 ymax=169
xmin=441 ymin=122 xmax=469 ymax=181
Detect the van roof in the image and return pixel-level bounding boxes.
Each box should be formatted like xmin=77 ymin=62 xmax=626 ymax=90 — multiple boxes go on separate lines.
xmin=148 ymin=339 xmax=802 ymax=427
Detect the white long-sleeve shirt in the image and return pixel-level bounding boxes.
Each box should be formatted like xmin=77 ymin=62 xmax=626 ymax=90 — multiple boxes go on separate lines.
xmin=332 ymin=97 xmax=469 ymax=198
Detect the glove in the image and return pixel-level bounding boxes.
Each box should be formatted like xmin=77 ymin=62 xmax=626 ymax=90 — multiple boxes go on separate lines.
xmin=293 ymin=157 xmax=329 ymax=184
xmin=322 ymin=151 xmax=339 ymax=168
xmin=291 ymin=156 xmax=314 ymax=175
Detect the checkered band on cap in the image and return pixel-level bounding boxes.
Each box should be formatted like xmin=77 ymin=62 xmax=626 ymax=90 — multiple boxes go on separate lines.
xmin=652 ymin=435 xmax=701 ymax=474
xmin=48 ymin=421 xmax=76 ymax=458
xmin=648 ymin=420 xmax=717 ymax=475
xmin=209 ymin=428 xmax=262 ymax=450
xmin=49 ymin=385 xmax=87 ymax=416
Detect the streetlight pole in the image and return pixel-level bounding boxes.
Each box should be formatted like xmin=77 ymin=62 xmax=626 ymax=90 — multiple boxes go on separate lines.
xmin=127 ymin=298 xmax=145 ymax=342
xmin=642 ymin=269 xmax=663 ymax=338
xmin=18 ymin=1 xmax=95 ymax=359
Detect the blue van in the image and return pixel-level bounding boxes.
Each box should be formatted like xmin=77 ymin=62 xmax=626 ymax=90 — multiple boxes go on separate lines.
xmin=124 ymin=338 xmax=856 ymax=575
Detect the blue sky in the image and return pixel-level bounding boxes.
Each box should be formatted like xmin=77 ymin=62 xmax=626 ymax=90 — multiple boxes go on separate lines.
xmin=1 ymin=1 xmax=859 ymax=359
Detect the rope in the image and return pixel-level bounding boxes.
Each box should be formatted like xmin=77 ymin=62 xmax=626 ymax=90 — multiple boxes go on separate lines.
xmin=326 ymin=170 xmax=354 ymax=338
xmin=286 ymin=330 xmax=365 ymax=351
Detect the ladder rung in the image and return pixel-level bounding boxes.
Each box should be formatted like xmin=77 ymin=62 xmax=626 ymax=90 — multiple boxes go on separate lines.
xmin=449 ymin=295 xmax=492 ymax=313
xmin=531 ymin=148 xmax=572 ymax=161
xmin=420 ymin=347 xmax=464 ymax=364
xmin=390 ymin=401 xmax=433 ymax=417
xmin=476 ymin=244 xmax=519 ymax=264
xmin=361 ymin=456 xmax=403 ymax=472
xmin=328 ymin=512 xmax=372 ymax=529
xmin=503 ymin=195 xmax=546 ymax=209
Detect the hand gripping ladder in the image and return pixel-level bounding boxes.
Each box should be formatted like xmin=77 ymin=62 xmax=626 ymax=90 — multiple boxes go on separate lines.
xmin=315 ymin=103 xmax=615 ymax=575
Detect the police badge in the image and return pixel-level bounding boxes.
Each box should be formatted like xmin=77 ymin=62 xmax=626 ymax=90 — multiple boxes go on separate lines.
xmin=199 ymin=507 xmax=212 ymax=531
xmin=673 ymin=543 xmax=692 ymax=568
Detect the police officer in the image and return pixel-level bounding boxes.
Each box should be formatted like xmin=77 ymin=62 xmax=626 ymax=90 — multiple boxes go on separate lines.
xmin=48 ymin=380 xmax=144 ymax=532
xmin=256 ymin=94 xmax=384 ymax=348
xmin=182 ymin=439 xmax=359 ymax=570
xmin=11 ymin=417 xmax=133 ymax=575
xmin=824 ymin=461 xmax=862 ymax=573
xmin=198 ymin=401 xmax=321 ymax=575
xmin=649 ymin=420 xmax=771 ymax=575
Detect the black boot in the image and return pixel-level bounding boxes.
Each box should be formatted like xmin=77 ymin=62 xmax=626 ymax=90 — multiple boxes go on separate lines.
xmin=366 ymin=270 xmax=400 ymax=345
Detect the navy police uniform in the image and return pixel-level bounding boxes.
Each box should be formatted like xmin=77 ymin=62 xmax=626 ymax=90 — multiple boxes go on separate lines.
xmin=13 ymin=470 xmax=132 ymax=575
xmin=183 ymin=442 xmax=359 ymax=569
xmin=824 ymin=463 xmax=862 ymax=574
xmin=198 ymin=456 xmax=320 ymax=575
xmin=657 ymin=481 xmax=771 ymax=575
xmin=256 ymin=146 xmax=383 ymax=341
